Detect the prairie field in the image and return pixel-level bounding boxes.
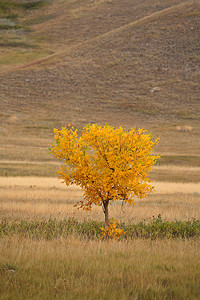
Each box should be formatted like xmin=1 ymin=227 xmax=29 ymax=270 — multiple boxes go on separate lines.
xmin=0 ymin=0 xmax=200 ymax=298
xmin=1 ymin=236 xmax=200 ymax=300
xmin=0 ymin=176 xmax=200 ymax=222
xmin=0 ymin=176 xmax=200 ymax=299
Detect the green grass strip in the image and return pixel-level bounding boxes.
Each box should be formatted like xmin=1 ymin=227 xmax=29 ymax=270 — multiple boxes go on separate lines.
xmin=0 ymin=215 xmax=200 ymax=240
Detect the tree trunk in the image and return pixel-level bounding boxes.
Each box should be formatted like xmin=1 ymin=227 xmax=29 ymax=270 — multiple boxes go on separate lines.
xmin=103 ymin=201 xmax=109 ymax=228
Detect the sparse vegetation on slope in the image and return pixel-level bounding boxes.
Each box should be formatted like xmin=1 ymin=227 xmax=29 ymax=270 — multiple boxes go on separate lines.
xmin=0 ymin=0 xmax=51 ymax=69
xmin=0 ymin=0 xmax=199 ymax=167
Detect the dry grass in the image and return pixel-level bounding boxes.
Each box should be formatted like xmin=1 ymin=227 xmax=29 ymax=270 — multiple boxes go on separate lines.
xmin=0 ymin=236 xmax=199 ymax=299
xmin=0 ymin=177 xmax=199 ymax=222
xmin=151 ymin=165 xmax=200 ymax=182
xmin=0 ymin=175 xmax=199 ymax=299
xmin=0 ymin=153 xmax=200 ymax=180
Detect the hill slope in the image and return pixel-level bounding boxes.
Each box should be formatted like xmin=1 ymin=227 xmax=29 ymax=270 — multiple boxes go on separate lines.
xmin=0 ymin=0 xmax=199 ymax=167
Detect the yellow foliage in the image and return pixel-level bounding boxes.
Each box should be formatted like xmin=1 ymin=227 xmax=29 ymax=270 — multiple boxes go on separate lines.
xmin=51 ymin=123 xmax=160 ymax=212
xmin=100 ymin=219 xmax=126 ymax=240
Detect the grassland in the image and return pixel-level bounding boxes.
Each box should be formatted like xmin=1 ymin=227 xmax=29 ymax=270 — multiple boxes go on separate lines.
xmin=1 ymin=237 xmax=199 ymax=300
xmin=0 ymin=0 xmax=51 ymax=70
xmin=0 ymin=0 xmax=200 ymax=298
xmin=0 ymin=177 xmax=200 ymax=222
xmin=0 ymin=176 xmax=200 ymax=299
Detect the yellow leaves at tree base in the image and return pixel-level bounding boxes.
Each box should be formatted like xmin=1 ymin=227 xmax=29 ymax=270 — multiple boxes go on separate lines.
xmin=100 ymin=219 xmax=126 ymax=240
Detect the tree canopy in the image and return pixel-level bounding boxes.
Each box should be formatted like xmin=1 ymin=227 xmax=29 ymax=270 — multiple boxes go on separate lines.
xmin=51 ymin=124 xmax=160 ymax=227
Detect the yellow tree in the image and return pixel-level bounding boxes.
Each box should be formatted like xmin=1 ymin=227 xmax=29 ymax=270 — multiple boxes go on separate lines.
xmin=51 ymin=124 xmax=160 ymax=228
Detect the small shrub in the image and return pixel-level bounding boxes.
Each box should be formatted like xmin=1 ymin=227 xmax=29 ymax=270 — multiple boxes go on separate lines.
xmin=100 ymin=219 xmax=126 ymax=240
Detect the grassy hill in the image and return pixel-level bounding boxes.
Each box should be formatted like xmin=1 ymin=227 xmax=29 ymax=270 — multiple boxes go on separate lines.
xmin=0 ymin=0 xmax=200 ymax=174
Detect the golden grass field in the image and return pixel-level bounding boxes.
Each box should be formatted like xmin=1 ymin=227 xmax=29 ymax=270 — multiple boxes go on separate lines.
xmin=0 ymin=176 xmax=200 ymax=222
xmin=0 ymin=174 xmax=200 ymax=299
xmin=0 ymin=172 xmax=199 ymax=299
xmin=1 ymin=236 xmax=200 ymax=300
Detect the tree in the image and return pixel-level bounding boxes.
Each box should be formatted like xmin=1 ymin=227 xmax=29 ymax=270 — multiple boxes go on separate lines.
xmin=51 ymin=124 xmax=160 ymax=228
